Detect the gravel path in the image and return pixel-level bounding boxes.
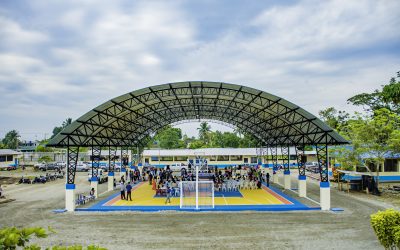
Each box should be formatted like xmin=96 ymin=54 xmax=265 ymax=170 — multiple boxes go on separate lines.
xmin=0 ymin=171 xmax=395 ymax=249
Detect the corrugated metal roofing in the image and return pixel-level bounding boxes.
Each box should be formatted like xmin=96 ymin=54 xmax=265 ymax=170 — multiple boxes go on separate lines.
xmin=47 ymin=81 xmax=349 ymax=147
xmin=0 ymin=149 xmax=22 ymax=155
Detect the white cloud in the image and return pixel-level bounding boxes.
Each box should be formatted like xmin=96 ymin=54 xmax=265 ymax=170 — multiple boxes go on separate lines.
xmin=0 ymin=17 xmax=48 ymax=46
xmin=0 ymin=0 xmax=399 ymax=140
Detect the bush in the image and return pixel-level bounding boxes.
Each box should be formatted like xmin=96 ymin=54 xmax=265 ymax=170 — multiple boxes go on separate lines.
xmin=38 ymin=156 xmax=52 ymax=163
xmin=0 ymin=227 xmax=106 ymax=250
xmin=370 ymin=209 xmax=400 ymax=249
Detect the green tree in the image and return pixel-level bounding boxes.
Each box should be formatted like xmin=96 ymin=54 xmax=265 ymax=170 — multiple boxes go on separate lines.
xmin=50 ymin=118 xmax=72 ymax=139
xmin=188 ymin=139 xmax=205 ymax=149
xmin=222 ymin=132 xmax=240 ymax=148
xmin=343 ymin=109 xmax=400 ymax=186
xmin=154 ymin=126 xmax=183 ymax=149
xmin=239 ymin=132 xmax=259 ymax=148
xmin=2 ymin=130 xmax=20 ymax=149
xmin=348 ymin=75 xmax=400 ymax=115
xmin=197 ymin=122 xmax=211 ymax=145
xmin=318 ymin=107 xmax=349 ymax=131
xmin=209 ymin=131 xmax=225 ymax=148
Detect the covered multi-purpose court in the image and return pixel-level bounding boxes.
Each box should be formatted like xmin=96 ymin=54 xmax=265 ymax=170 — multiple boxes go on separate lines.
xmin=77 ymin=181 xmax=318 ymax=212
xmin=47 ymin=81 xmax=348 ymax=212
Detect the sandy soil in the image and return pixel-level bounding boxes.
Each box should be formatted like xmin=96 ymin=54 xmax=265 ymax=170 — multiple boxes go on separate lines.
xmin=0 ymin=171 xmax=397 ymax=250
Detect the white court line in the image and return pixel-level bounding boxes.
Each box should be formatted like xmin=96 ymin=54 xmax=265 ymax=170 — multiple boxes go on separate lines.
xmin=222 ymin=194 xmax=228 ymax=205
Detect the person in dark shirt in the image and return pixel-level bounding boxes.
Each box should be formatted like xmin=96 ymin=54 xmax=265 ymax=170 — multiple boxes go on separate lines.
xmin=266 ymin=173 xmax=270 ymax=187
xmin=126 ymin=182 xmax=133 ymax=201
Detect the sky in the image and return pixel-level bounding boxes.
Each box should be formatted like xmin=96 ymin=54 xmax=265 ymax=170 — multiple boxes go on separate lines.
xmin=0 ymin=0 xmax=399 ymax=141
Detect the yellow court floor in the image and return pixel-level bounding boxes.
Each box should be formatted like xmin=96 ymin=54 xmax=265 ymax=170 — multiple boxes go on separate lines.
xmin=107 ymin=182 xmax=292 ymax=206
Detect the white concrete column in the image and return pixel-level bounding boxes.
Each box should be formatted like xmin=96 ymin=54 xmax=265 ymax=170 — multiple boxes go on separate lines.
xmin=284 ymin=170 xmax=291 ymax=190
xmin=108 ymin=172 xmax=114 ymax=191
xmin=320 ymin=181 xmax=331 ymax=210
xmin=65 ymin=184 xmax=76 ymax=212
xmin=90 ymin=177 xmax=98 ymax=198
xmin=298 ymin=175 xmax=307 ymax=197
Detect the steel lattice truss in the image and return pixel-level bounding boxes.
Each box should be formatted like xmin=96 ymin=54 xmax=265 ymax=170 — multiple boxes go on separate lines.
xmin=91 ymin=146 xmax=101 ymax=178
xmin=47 ymin=82 xmax=348 ymax=148
xmin=281 ymin=145 xmax=290 ymax=173
xmin=295 ymin=147 xmax=306 ymax=176
xmin=316 ymin=145 xmax=329 ymax=182
xmin=66 ymin=146 xmax=79 ymax=184
xmin=108 ymin=146 xmax=117 ymax=172
xmin=121 ymin=148 xmax=129 ymax=169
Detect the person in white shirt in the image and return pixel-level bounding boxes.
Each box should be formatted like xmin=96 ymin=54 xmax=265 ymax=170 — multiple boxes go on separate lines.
xmin=119 ymin=181 xmax=126 ymax=200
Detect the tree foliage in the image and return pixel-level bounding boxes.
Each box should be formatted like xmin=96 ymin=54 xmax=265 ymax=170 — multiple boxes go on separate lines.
xmin=154 ymin=125 xmax=183 ymax=149
xmin=147 ymin=123 xmax=260 ymax=149
xmin=1 ymin=130 xmax=20 ymax=149
xmin=197 ymin=122 xmax=211 ymax=145
xmin=348 ymin=76 xmax=400 ymax=115
xmin=318 ymin=107 xmax=349 ymax=131
xmin=50 ymin=118 xmax=72 ymax=139
xmin=0 ymin=226 xmax=106 ymax=250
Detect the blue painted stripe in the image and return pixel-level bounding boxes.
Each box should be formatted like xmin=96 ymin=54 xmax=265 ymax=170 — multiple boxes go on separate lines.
xmin=320 ymin=181 xmax=330 ymax=188
xmin=298 ymin=175 xmax=306 ymax=180
xmin=284 ymin=170 xmax=290 ymax=175
xmin=108 ymin=172 xmax=114 ymax=176
xmin=66 ymin=184 xmax=76 ymax=189
xmin=85 ymin=182 xmax=319 ymax=212
xmin=90 ymin=176 xmax=98 ymax=182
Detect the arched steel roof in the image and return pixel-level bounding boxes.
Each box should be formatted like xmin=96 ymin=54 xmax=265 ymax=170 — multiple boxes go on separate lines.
xmin=47 ymin=81 xmax=348 ymax=147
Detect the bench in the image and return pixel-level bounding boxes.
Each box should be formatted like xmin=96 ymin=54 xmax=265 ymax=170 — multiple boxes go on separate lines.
xmin=76 ymin=193 xmax=95 ymax=206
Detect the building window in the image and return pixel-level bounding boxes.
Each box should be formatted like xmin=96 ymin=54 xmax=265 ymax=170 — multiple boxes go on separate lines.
xmin=244 ymin=158 xmax=248 ymax=163
xmin=230 ymin=155 xmax=243 ymax=161
xmin=6 ymin=155 xmax=13 ymax=161
xmin=217 ymin=155 xmax=229 ymax=161
xmin=0 ymin=156 xmax=6 ymax=162
xmin=208 ymin=156 xmax=217 ymax=161
xmin=160 ymin=156 xmax=173 ymax=161
xmin=175 ymin=156 xmax=187 ymax=161
xmin=384 ymin=159 xmax=398 ymax=172
xmin=144 ymin=158 xmax=149 ymax=163
xmin=151 ymin=156 xmax=159 ymax=161
xmin=251 ymin=157 xmax=258 ymax=164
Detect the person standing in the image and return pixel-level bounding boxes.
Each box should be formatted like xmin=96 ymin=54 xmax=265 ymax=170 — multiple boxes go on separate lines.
xmin=165 ymin=185 xmax=172 ymax=204
xmin=126 ymin=182 xmax=133 ymax=201
xmin=0 ymin=184 xmax=4 ymax=198
xmin=119 ymin=181 xmax=126 ymax=200
xmin=266 ymin=172 xmax=270 ymax=187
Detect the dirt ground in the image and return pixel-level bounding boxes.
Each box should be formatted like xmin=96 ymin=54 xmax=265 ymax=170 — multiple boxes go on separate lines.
xmin=0 ymin=170 xmax=397 ymax=250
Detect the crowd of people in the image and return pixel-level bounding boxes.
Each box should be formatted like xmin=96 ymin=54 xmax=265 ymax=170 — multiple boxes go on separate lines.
xmin=115 ymin=165 xmax=272 ymax=204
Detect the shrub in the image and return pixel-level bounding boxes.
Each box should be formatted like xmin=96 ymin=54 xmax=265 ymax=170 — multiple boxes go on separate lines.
xmin=38 ymin=156 xmax=53 ymax=163
xmin=370 ymin=209 xmax=400 ymax=249
xmin=0 ymin=227 xmax=106 ymax=250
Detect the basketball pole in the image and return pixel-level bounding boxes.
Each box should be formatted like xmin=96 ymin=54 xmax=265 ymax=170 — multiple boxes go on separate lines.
xmin=195 ymin=164 xmax=199 ymax=210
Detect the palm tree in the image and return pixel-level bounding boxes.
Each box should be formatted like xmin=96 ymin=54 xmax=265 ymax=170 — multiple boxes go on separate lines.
xmin=197 ymin=122 xmax=211 ymax=144
xmin=2 ymin=130 xmax=20 ymax=149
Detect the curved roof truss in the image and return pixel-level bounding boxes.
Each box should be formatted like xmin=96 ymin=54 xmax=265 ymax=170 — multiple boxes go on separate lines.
xmin=47 ymin=81 xmax=348 ymax=147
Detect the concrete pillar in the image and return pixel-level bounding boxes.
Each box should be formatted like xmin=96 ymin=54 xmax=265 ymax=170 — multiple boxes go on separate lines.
xmin=65 ymin=184 xmax=76 ymax=212
xmin=90 ymin=177 xmax=98 ymax=198
xmin=320 ymin=181 xmax=331 ymax=210
xmin=298 ymin=175 xmax=307 ymax=197
xmin=284 ymin=170 xmax=291 ymax=190
xmin=108 ymin=172 xmax=114 ymax=191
